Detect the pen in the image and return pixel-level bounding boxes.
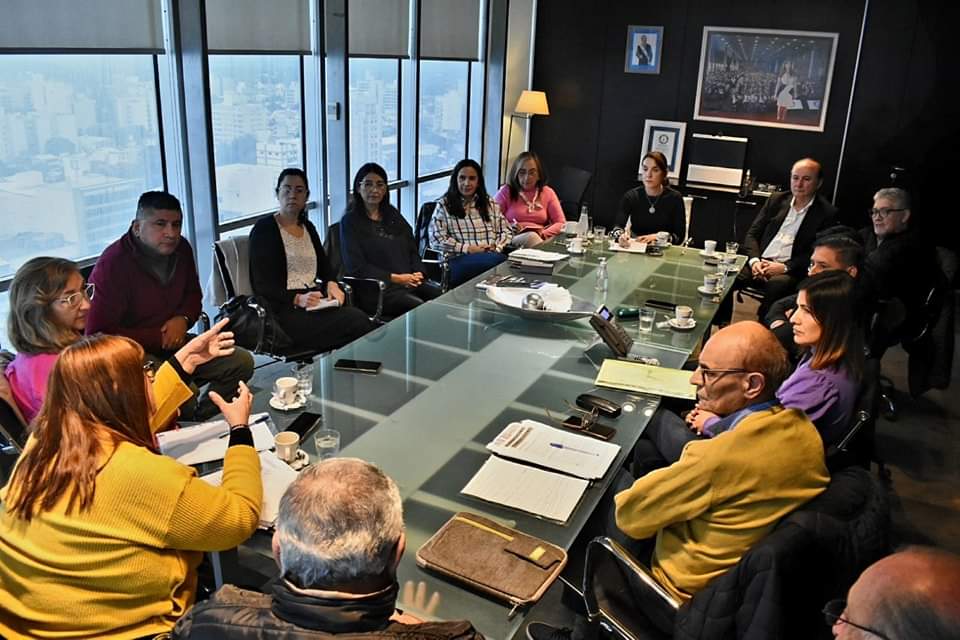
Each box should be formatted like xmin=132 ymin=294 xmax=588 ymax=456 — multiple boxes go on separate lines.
xmin=218 ymin=414 xmax=270 ymax=438
xmin=550 ymin=442 xmax=599 ymax=456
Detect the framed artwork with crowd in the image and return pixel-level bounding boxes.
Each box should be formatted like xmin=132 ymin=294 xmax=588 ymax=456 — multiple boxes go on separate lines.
xmin=693 ymin=26 xmax=839 ymax=132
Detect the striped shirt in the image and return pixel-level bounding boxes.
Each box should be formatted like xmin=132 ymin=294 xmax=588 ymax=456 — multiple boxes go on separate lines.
xmin=429 ymin=196 xmax=512 ymax=255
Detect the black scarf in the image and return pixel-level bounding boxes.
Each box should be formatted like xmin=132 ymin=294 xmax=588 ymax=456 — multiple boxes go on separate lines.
xmin=271 ymin=578 xmax=399 ymax=632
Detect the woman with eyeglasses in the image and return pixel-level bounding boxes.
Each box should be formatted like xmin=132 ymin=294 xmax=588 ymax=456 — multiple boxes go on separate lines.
xmin=493 ymin=151 xmax=566 ymax=248
xmin=248 ymin=168 xmax=374 ymax=352
xmin=4 ymin=257 xmax=233 ymax=426
xmin=339 ymin=162 xmax=441 ymax=317
xmin=0 ymin=334 xmax=261 ymax=639
xmin=429 ymin=158 xmax=511 ymax=287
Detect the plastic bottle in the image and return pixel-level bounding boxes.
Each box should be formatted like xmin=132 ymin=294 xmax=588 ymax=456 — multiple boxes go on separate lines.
xmin=740 ymin=169 xmax=752 ymax=197
xmin=595 ymin=257 xmax=608 ymax=291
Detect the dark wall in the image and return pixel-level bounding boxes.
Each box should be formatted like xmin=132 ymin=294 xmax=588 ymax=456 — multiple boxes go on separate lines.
xmin=531 ymin=0 xmax=958 ymax=244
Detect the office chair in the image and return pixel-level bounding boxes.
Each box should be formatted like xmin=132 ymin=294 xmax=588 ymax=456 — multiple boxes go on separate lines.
xmin=553 ymin=166 xmax=592 ymax=220
xmin=0 ymin=351 xmax=29 ymax=456
xmin=826 ymin=357 xmax=880 ymax=474
xmin=324 ymin=221 xmax=388 ymax=324
xmin=414 ymin=201 xmax=450 ymax=291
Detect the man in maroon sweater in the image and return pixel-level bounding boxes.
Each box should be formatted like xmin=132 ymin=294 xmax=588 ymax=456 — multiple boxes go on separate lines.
xmin=87 ymin=191 xmax=253 ymax=419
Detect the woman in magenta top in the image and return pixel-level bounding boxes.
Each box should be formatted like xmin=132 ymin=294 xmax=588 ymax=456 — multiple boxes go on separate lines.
xmin=493 ymin=151 xmax=566 ymax=248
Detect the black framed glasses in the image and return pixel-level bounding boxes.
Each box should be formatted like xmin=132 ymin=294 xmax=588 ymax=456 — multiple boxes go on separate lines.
xmin=544 ymin=401 xmax=600 ymax=431
xmin=868 ymin=207 xmax=905 ymax=219
xmin=54 ymin=282 xmax=95 ymax=308
xmin=822 ymin=599 xmax=891 ymax=639
xmin=696 ymin=366 xmax=749 ymax=384
xmin=143 ymin=361 xmax=157 ymax=383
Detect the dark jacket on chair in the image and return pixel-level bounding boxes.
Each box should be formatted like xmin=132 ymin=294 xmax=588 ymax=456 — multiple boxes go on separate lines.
xmin=743 ymin=192 xmax=839 ymax=278
xmin=674 ymin=467 xmax=888 ymax=640
xmin=174 ymin=580 xmax=484 ymax=640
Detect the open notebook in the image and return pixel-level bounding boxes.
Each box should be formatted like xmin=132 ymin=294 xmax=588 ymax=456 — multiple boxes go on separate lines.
xmin=201 ymin=450 xmax=299 ymax=529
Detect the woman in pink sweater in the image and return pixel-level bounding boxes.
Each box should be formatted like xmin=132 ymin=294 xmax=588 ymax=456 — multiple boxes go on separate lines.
xmin=494 ymin=151 xmax=566 ymax=248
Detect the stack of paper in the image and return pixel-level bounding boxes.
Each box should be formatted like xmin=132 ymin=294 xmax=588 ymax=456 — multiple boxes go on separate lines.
xmin=201 ymin=450 xmax=299 ymax=529
xmin=595 ymin=359 xmax=697 ymax=399
xmin=461 ymin=420 xmax=621 ymax=523
xmin=157 ymin=413 xmax=275 ymax=465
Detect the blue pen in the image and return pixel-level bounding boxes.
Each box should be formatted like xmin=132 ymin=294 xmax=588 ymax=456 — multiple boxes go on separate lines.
xmin=219 ymin=414 xmax=270 ymax=438
xmin=550 ymin=442 xmax=599 ymax=456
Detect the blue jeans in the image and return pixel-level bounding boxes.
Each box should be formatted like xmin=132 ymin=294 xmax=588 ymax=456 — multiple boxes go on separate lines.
xmin=448 ymin=251 xmax=506 ymax=287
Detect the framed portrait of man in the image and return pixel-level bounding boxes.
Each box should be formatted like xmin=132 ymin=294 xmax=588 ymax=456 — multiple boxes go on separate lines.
xmin=625 ymin=26 xmax=664 ymax=75
xmin=693 ymin=26 xmax=839 ymax=132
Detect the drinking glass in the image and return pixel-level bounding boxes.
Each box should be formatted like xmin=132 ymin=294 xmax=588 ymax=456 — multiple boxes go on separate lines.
xmin=725 ymin=241 xmax=740 ymax=255
xmin=314 ymin=428 xmax=341 ymax=460
xmin=292 ymin=362 xmax=314 ymax=401
xmin=594 ymin=226 xmax=607 ymax=248
xmin=638 ymin=308 xmax=656 ymax=333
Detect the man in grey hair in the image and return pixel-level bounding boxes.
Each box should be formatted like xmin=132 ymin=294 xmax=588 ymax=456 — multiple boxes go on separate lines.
xmin=828 ymin=546 xmax=960 ymax=639
xmin=860 ymin=187 xmax=939 ymax=340
xmin=174 ymin=458 xmax=483 ymax=639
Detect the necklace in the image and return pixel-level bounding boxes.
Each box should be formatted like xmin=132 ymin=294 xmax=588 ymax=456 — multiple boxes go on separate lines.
xmin=519 ymin=189 xmax=542 ymax=213
xmin=645 ymin=187 xmax=664 ymax=214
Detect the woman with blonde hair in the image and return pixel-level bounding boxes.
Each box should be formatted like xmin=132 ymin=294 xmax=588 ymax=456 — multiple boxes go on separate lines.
xmin=5 ymin=256 xmax=233 ymax=427
xmin=0 ymin=334 xmax=262 ymax=638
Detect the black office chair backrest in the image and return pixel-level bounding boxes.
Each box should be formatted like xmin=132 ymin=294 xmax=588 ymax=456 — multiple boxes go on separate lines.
xmin=324 ymin=222 xmax=345 ymax=279
xmin=415 ymin=201 xmax=437 ymax=257
xmin=0 ymin=351 xmax=29 ymax=453
xmin=553 ymin=166 xmax=592 ymax=220
xmin=827 ymin=357 xmax=880 ymax=472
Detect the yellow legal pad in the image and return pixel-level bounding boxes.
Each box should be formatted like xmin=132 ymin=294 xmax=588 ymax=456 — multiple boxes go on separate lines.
xmin=595 ymin=359 xmax=697 ymax=400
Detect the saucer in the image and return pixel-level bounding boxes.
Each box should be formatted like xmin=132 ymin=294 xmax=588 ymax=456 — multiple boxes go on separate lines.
xmin=697 ymin=285 xmax=720 ymax=296
xmin=699 ymin=250 xmax=718 ymax=258
xmin=668 ymin=318 xmax=697 ymax=331
xmin=287 ymin=449 xmax=310 ymax=471
xmin=702 ymin=254 xmax=720 ymax=265
xmin=270 ymin=394 xmax=306 ymax=411
xmin=567 ymin=248 xmax=585 ymax=255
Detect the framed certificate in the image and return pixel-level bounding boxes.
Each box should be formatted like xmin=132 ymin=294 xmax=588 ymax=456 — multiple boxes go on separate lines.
xmin=639 ymin=119 xmax=687 ymax=180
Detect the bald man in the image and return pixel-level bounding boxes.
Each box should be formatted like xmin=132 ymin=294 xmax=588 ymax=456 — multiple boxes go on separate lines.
xmin=830 ymin=547 xmax=960 ymax=639
xmin=742 ymin=158 xmax=839 ymax=318
xmin=615 ymin=322 xmax=830 ymax=602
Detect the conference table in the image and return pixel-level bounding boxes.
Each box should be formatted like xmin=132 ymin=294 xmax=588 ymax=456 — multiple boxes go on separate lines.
xmin=231 ymin=239 xmax=744 ymax=639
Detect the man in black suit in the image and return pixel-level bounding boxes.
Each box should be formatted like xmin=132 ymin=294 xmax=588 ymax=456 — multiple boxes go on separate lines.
xmin=741 ymin=157 xmax=839 ymax=318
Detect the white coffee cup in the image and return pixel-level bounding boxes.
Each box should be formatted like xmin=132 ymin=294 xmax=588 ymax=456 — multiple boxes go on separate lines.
xmin=568 ymin=237 xmax=584 ymax=253
xmin=675 ymin=305 xmax=694 ymax=323
xmin=563 ymin=221 xmax=580 ymax=234
xmin=274 ymin=376 xmax=299 ymax=405
xmin=274 ymin=431 xmax=299 ymax=463
xmin=703 ymin=272 xmax=721 ymax=292
xmin=704 ymin=240 xmax=717 ymax=255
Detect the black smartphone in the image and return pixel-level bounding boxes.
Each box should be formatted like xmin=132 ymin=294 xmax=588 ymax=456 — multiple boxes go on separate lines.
xmin=560 ymin=415 xmax=617 ymax=441
xmin=287 ymin=412 xmax=322 ymax=438
xmin=334 ymin=359 xmax=383 ymax=374
xmin=645 ymin=298 xmax=676 ymax=313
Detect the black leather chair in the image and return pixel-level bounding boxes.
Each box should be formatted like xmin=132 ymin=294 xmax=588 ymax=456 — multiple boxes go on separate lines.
xmin=324 ymin=221 xmax=388 ymax=324
xmin=826 ymin=357 xmax=881 ymax=473
xmin=0 ymin=350 xmax=29 ymax=456
xmin=582 ymin=467 xmax=889 ymax=640
xmin=553 ymin=166 xmax=592 ymax=220
xmin=413 ymin=201 xmax=450 ymax=291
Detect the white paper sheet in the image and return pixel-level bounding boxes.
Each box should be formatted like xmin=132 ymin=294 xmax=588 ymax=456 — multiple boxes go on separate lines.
xmin=461 ymin=456 xmax=588 ymax=522
xmin=508 ymin=248 xmax=570 ymax=263
xmin=487 ymin=419 xmax=620 ymax=480
xmin=201 ymin=450 xmax=299 ymax=528
xmin=157 ymin=412 xmax=274 ymax=465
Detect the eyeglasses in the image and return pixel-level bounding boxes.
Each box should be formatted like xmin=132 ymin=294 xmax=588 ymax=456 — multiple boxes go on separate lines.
xmin=822 ymin=599 xmax=890 ymax=639
xmin=545 ymin=401 xmax=600 ymax=432
xmin=143 ymin=361 xmax=157 ymax=383
xmin=279 ymin=185 xmax=307 ymax=196
xmin=360 ymin=181 xmax=387 ymax=191
xmin=696 ymin=365 xmax=749 ymax=384
xmin=868 ymin=207 xmax=905 ymax=218
xmin=517 ymin=169 xmax=539 ymax=178
xmin=54 ymin=283 xmax=95 ymax=308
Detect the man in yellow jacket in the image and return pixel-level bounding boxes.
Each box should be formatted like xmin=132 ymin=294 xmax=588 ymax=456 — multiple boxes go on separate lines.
xmin=615 ymin=321 xmax=830 ymax=603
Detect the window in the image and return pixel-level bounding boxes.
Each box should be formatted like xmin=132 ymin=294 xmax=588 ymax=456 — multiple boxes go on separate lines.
xmin=417 ymin=60 xmax=468 ymax=175
xmin=208 ymin=55 xmax=304 ymax=224
xmin=0 ymin=55 xmax=164 ymax=282
xmin=348 ymin=58 xmax=399 ymax=181
xmin=417 ymin=177 xmax=448 ymax=210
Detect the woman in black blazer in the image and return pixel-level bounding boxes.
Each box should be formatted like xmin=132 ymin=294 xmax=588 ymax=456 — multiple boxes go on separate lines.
xmin=248 ymin=168 xmax=373 ymax=352
xmin=339 ymin=162 xmax=441 ymax=317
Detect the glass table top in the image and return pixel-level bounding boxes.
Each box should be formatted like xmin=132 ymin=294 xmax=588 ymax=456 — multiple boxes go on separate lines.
xmin=238 ymin=241 xmax=742 ymax=639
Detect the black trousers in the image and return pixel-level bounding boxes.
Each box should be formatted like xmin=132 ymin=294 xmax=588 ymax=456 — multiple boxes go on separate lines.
xmin=275 ymin=305 xmax=374 ymax=353
xmin=359 ymin=281 xmax=443 ymax=318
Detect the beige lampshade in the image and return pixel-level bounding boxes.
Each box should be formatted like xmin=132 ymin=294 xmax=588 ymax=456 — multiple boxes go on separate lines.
xmin=514 ymin=90 xmax=550 ymax=116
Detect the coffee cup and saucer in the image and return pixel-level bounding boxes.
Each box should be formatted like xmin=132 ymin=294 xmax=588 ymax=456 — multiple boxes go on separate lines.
xmin=698 ymin=272 xmax=723 ymax=296
xmin=270 ymin=376 xmax=306 ymax=411
xmin=567 ymin=237 xmax=585 ymax=254
xmin=668 ymin=305 xmax=696 ymax=331
xmin=274 ymin=431 xmax=310 ymax=470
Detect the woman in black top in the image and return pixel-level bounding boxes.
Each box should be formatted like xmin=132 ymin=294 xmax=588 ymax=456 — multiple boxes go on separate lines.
xmin=340 ymin=163 xmax=441 ymax=317
xmin=612 ymin=150 xmax=686 ymax=245
xmin=248 ymin=168 xmax=373 ymax=352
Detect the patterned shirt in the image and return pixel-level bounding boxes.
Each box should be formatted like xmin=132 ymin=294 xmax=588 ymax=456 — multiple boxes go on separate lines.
xmin=279 ymin=222 xmax=318 ymax=289
xmin=429 ymin=196 xmax=512 ymax=255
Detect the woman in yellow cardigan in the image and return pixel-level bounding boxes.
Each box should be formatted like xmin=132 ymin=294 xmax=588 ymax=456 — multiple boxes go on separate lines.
xmin=0 ymin=334 xmax=263 ymax=639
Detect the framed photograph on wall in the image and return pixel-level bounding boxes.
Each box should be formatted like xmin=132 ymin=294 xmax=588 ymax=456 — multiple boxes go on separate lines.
xmin=639 ymin=119 xmax=687 ymax=180
xmin=625 ymin=26 xmax=664 ymax=74
xmin=693 ymin=26 xmax=839 ymax=132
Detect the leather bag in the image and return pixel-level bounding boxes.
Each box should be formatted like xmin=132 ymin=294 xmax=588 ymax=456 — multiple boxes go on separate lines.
xmin=215 ymin=295 xmax=293 ymax=353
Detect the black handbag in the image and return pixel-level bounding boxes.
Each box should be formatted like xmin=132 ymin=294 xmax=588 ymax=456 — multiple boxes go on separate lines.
xmin=215 ymin=295 xmax=293 ymax=353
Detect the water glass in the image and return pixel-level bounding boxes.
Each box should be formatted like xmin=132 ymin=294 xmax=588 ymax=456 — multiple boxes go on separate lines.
xmin=594 ymin=226 xmax=607 ymax=247
xmin=638 ymin=308 xmax=656 ymax=333
xmin=292 ymin=362 xmax=314 ymax=401
xmin=725 ymin=241 xmax=740 ymax=255
xmin=314 ymin=428 xmax=341 ymax=461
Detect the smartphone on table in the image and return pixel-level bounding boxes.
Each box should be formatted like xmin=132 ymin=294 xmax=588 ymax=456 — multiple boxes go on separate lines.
xmin=333 ymin=359 xmax=383 ymax=374
xmin=560 ymin=415 xmax=617 ymax=441
xmin=287 ymin=411 xmax=323 ymax=439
